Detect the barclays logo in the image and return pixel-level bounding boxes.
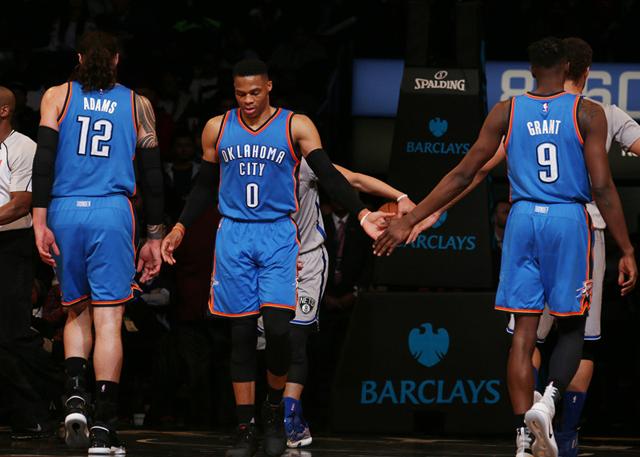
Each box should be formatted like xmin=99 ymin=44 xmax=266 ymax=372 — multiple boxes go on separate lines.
xmin=405 ymin=117 xmax=470 ymax=155
xmin=409 ymin=323 xmax=450 ymax=368
xmin=429 ymin=117 xmax=448 ymax=138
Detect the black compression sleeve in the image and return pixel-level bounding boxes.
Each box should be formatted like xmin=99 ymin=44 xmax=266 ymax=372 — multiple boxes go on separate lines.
xmin=305 ymin=148 xmax=367 ymax=217
xmin=178 ymin=160 xmax=218 ymax=228
xmin=136 ymin=146 xmax=164 ymax=225
xmin=32 ymin=126 xmax=59 ymax=208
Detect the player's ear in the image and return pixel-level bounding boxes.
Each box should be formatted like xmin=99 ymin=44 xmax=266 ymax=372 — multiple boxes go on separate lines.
xmin=78 ymin=53 xmax=83 ymax=65
xmin=266 ymin=80 xmax=272 ymax=93
xmin=529 ymin=65 xmax=536 ymax=80
xmin=113 ymin=53 xmax=120 ymax=67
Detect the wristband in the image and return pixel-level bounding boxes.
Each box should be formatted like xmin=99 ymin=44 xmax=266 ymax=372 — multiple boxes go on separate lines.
xmin=396 ymin=194 xmax=408 ymax=202
xmin=359 ymin=211 xmax=372 ymax=226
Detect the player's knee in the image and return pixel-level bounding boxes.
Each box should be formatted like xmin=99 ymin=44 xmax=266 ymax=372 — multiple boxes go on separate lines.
xmin=92 ymin=305 xmax=124 ymax=335
xmin=262 ymin=307 xmax=292 ymax=340
xmin=288 ymin=325 xmax=310 ymax=385
xmin=230 ymin=317 xmax=258 ymax=382
xmin=262 ymin=308 xmax=292 ymax=376
xmin=511 ymin=331 xmax=537 ymax=355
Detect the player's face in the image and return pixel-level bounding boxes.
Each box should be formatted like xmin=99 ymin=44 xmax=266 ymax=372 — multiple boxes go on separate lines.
xmin=234 ymin=75 xmax=272 ymax=119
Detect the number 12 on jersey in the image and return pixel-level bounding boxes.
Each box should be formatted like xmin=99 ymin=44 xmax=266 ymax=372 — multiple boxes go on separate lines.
xmin=76 ymin=115 xmax=113 ymax=157
xmin=537 ymin=142 xmax=558 ymax=183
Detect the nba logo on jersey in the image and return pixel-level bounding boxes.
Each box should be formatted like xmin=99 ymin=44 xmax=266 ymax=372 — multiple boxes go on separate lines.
xmin=542 ymin=102 xmax=549 ymax=114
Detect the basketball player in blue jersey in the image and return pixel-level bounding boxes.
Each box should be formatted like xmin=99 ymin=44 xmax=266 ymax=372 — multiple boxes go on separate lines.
xmin=31 ymin=31 xmax=165 ymax=455
xmin=374 ymin=37 xmax=637 ymax=457
xmin=406 ymin=37 xmax=640 ymax=457
xmin=161 ymin=59 xmax=390 ymax=457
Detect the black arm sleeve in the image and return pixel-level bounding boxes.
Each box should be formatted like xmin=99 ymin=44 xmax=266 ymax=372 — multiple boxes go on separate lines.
xmin=305 ymin=148 xmax=367 ymax=217
xmin=32 ymin=126 xmax=59 ymax=208
xmin=136 ymin=146 xmax=164 ymax=225
xmin=178 ymin=160 xmax=219 ymax=228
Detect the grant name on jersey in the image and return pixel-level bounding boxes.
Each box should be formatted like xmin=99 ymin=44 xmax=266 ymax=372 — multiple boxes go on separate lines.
xmin=83 ymin=97 xmax=118 ymax=114
xmin=526 ymin=119 xmax=561 ymax=136
xmin=219 ymin=144 xmax=287 ymax=177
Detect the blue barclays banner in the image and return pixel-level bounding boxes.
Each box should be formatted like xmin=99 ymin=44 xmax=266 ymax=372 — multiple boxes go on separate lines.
xmin=485 ymin=61 xmax=640 ymax=117
xmin=353 ymin=59 xmax=640 ymax=119
xmin=331 ymin=292 xmax=513 ymax=434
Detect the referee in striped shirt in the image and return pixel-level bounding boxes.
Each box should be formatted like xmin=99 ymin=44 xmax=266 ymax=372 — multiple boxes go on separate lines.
xmin=0 ymin=86 xmax=37 ymax=344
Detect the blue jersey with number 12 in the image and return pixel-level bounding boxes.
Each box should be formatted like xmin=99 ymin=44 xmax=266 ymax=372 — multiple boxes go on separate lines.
xmin=216 ymin=108 xmax=300 ymax=221
xmin=53 ymin=81 xmax=137 ymax=198
xmin=505 ymin=92 xmax=591 ymax=204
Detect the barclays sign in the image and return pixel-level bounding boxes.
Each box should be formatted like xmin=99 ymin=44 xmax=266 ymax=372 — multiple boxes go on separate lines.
xmin=361 ymin=322 xmax=501 ymax=406
xmin=405 ymin=117 xmax=471 ymax=155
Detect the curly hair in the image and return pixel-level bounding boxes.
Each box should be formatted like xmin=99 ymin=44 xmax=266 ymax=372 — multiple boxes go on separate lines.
xmin=71 ymin=31 xmax=119 ymax=92
xmin=564 ymin=37 xmax=593 ymax=82
xmin=528 ymin=37 xmax=566 ymax=68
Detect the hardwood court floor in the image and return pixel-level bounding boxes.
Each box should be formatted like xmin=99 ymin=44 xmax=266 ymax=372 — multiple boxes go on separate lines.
xmin=2 ymin=429 xmax=640 ymax=456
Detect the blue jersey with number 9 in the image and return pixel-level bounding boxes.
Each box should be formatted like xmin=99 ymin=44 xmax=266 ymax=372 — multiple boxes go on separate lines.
xmin=53 ymin=81 xmax=137 ymax=198
xmin=505 ymin=92 xmax=591 ymax=204
xmin=216 ymin=108 xmax=300 ymax=221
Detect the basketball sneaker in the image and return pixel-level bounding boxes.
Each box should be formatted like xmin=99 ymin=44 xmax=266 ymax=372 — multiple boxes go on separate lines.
xmin=285 ymin=410 xmax=312 ymax=448
xmin=262 ymin=401 xmax=286 ymax=456
xmin=88 ymin=425 xmax=125 ymax=455
xmin=226 ymin=423 xmax=258 ymax=457
xmin=64 ymin=393 xmax=91 ymax=448
xmin=525 ymin=382 xmax=559 ymax=457
xmin=515 ymin=427 xmax=534 ymax=457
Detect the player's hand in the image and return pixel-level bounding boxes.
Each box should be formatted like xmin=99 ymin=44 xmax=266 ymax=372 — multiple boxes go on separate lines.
xmin=373 ymin=216 xmax=413 ymax=256
xmin=161 ymin=225 xmax=185 ymax=265
xmin=405 ymin=211 xmax=442 ymax=244
xmin=618 ymin=252 xmax=638 ymax=296
xmin=34 ymin=224 xmax=60 ymax=267
xmin=137 ymin=239 xmax=162 ymax=283
xmin=361 ymin=210 xmax=394 ymax=240
xmin=397 ymin=197 xmax=416 ymax=216
xmin=297 ymin=259 xmax=304 ymax=273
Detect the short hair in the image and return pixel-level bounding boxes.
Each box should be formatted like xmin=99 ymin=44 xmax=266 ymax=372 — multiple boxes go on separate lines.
xmin=528 ymin=37 xmax=566 ymax=68
xmin=72 ymin=31 xmax=119 ymax=92
xmin=564 ymin=37 xmax=593 ymax=82
xmin=232 ymin=59 xmax=269 ymax=78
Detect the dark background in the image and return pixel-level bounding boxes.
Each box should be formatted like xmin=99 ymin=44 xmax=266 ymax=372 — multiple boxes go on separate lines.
xmin=1 ymin=0 xmax=639 ymax=438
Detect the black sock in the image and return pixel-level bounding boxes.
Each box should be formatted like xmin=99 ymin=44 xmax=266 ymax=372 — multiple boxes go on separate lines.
xmin=64 ymin=357 xmax=88 ymax=394
xmin=267 ymin=386 xmax=284 ymax=406
xmin=95 ymin=381 xmax=119 ymax=428
xmin=236 ymin=404 xmax=255 ymax=425
xmin=514 ymin=413 xmax=525 ymax=429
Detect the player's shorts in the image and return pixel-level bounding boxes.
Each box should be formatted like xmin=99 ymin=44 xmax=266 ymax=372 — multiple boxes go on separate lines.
xmin=208 ymin=217 xmax=300 ymax=318
xmin=495 ymin=200 xmax=593 ymax=316
xmin=506 ymin=228 xmax=604 ymax=341
xmin=48 ymin=195 xmax=137 ymax=307
xmin=258 ymin=244 xmax=329 ymax=332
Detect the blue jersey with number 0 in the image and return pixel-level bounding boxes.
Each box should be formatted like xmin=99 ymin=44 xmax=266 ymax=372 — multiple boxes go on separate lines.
xmin=53 ymin=81 xmax=137 ymax=198
xmin=216 ymin=108 xmax=300 ymax=221
xmin=505 ymin=92 xmax=591 ymax=204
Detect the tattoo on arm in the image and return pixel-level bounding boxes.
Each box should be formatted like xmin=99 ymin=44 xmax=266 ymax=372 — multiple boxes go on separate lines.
xmin=135 ymin=95 xmax=159 ymax=148
xmin=146 ymin=223 xmax=166 ymax=240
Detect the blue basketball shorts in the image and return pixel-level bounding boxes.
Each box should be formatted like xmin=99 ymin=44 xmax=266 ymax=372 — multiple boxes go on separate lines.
xmin=48 ymin=195 xmax=138 ymax=307
xmin=208 ymin=217 xmax=300 ymax=318
xmin=495 ymin=200 xmax=593 ymax=316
